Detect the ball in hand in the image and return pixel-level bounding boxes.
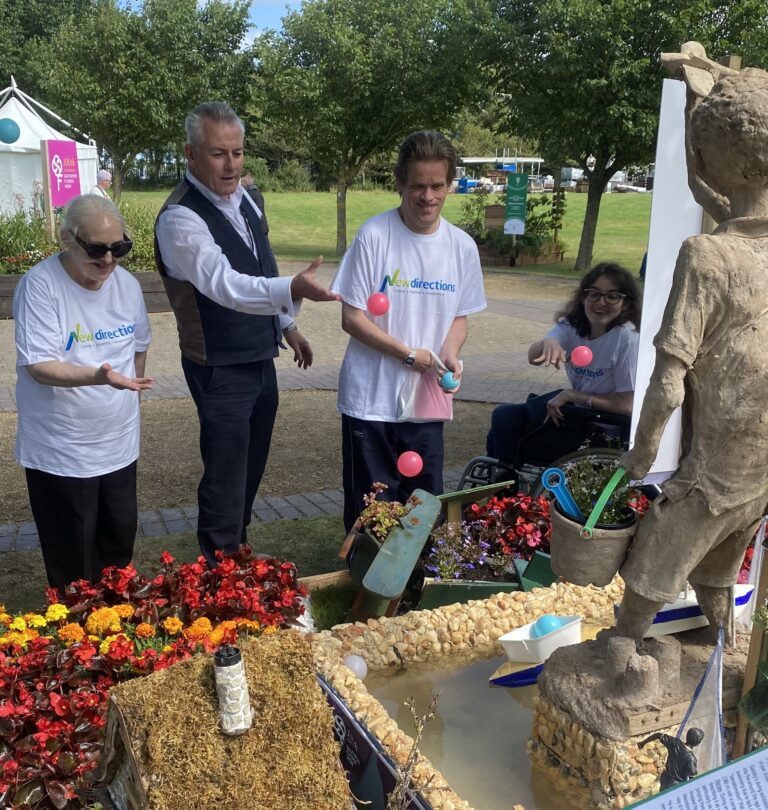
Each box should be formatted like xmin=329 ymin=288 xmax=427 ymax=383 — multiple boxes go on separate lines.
xmin=440 ymin=371 xmax=460 ymax=391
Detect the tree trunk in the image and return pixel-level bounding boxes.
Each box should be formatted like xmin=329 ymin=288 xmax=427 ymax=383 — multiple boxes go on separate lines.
xmin=112 ymin=162 xmax=124 ymax=204
xmin=574 ymin=165 xmax=611 ymax=274
xmin=336 ymin=177 xmax=348 ymax=256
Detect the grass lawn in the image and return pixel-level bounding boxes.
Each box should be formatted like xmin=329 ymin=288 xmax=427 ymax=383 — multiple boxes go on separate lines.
xmin=122 ymin=188 xmax=651 ymax=272
xmin=0 ymin=515 xmax=347 ymax=615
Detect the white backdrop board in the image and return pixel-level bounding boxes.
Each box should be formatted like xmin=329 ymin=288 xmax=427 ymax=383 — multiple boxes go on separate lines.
xmin=630 ymin=79 xmax=703 ymax=483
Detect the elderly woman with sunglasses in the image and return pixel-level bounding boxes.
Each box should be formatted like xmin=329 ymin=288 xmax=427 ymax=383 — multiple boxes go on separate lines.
xmin=487 ymin=262 xmax=641 ymax=465
xmin=13 ymin=194 xmax=152 ymax=594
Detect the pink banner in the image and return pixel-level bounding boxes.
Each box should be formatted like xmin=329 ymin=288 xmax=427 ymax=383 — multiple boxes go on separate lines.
xmin=45 ymin=140 xmax=81 ymax=206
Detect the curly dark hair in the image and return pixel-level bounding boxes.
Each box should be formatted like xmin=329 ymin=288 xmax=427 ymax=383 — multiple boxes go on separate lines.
xmin=556 ymin=262 xmax=642 ymax=338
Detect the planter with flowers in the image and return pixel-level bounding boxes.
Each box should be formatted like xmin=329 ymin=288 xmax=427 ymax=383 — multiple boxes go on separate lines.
xmin=418 ymin=491 xmax=553 ymax=610
xmin=546 ymin=452 xmax=650 ymax=587
xmin=0 ymin=547 xmax=307 ymax=809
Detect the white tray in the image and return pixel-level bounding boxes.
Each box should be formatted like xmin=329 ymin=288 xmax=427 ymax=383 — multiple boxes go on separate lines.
xmin=498 ymin=615 xmax=582 ymax=664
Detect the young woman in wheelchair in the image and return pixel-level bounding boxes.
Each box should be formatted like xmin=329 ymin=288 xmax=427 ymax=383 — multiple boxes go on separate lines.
xmin=486 ymin=262 xmax=641 ymax=467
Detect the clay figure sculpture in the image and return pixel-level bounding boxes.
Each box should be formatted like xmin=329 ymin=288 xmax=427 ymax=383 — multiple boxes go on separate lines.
xmin=638 ymin=727 xmax=704 ymax=790
xmin=618 ymin=43 xmax=768 ymax=644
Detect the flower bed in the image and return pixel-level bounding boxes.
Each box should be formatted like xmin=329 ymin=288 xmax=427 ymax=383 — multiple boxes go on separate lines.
xmin=0 ymin=547 xmax=306 ymax=809
xmin=426 ymin=491 xmax=551 ymax=581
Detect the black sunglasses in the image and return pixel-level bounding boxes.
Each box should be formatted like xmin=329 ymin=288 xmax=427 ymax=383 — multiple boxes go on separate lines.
xmin=72 ymin=231 xmax=133 ymax=259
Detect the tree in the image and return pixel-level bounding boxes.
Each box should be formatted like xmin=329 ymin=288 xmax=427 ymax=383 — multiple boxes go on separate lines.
xmin=38 ymin=0 xmax=253 ymax=200
xmin=256 ymin=0 xmax=488 ymax=255
xmin=0 ymin=0 xmax=93 ymax=99
xmin=492 ymin=0 xmax=726 ymax=272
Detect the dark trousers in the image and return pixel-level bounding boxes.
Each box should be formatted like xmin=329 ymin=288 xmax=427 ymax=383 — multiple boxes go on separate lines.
xmin=341 ymin=415 xmax=444 ymax=532
xmin=182 ymin=357 xmax=278 ymax=566
xmin=25 ymin=462 xmax=138 ymax=594
xmin=486 ymin=390 xmax=561 ymax=462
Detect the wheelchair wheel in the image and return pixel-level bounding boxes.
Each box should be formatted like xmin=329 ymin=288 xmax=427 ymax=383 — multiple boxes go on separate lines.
xmin=530 ymin=447 xmax=624 ymax=499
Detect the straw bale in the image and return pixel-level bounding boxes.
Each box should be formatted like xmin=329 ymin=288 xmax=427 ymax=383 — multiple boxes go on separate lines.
xmin=109 ymin=631 xmax=350 ymax=809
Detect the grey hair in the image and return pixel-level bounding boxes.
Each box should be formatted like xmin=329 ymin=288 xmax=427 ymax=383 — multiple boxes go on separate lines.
xmin=60 ymin=194 xmax=127 ymax=241
xmin=96 ymin=169 xmax=112 ymax=183
xmin=185 ymin=101 xmax=245 ymax=146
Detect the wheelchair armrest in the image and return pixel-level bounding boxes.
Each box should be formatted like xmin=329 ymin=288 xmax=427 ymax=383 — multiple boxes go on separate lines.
xmin=559 ymin=404 xmax=631 ymax=429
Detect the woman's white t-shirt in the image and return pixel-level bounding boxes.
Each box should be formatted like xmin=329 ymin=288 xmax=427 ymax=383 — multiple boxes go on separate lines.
xmin=546 ymin=320 xmax=638 ymax=394
xmin=331 ymin=210 xmax=487 ymax=422
xmin=14 ymin=255 xmax=151 ymax=477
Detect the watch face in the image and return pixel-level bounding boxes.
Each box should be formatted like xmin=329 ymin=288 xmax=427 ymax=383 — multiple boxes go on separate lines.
xmin=406 ymin=357 xmax=414 ymax=365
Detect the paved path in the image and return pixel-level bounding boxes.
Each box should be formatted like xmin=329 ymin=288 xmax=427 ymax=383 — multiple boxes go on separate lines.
xmin=0 ymin=267 xmax=575 ymax=550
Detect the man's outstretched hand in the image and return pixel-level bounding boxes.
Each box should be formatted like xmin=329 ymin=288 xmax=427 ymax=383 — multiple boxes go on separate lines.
xmin=290 ymin=257 xmax=341 ymax=303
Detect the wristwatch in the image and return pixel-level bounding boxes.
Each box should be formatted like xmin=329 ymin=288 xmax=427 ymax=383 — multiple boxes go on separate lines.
xmin=282 ymin=323 xmax=298 ymax=334
xmin=404 ymin=349 xmax=417 ymax=366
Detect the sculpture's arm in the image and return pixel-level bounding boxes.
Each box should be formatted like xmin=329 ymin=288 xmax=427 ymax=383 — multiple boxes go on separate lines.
xmin=661 ymin=43 xmax=735 ymax=223
xmin=620 ymin=351 xmax=688 ymax=481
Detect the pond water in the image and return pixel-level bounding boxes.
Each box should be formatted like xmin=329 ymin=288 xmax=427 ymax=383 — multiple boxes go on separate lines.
xmin=365 ymin=654 xmax=568 ymax=810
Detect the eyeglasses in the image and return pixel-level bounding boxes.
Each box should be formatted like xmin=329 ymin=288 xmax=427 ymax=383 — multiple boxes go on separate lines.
xmin=582 ymin=288 xmax=626 ymax=305
xmin=72 ymin=232 xmax=133 ymax=259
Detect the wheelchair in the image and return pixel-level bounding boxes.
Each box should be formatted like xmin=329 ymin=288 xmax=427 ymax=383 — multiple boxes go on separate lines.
xmin=458 ymin=404 xmax=632 ymax=495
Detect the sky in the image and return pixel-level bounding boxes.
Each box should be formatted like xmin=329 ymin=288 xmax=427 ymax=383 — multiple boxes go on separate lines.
xmin=248 ymin=0 xmax=302 ymax=37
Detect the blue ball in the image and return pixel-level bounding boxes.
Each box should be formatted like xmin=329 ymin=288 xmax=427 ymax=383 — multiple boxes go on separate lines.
xmin=531 ymin=614 xmax=561 ymax=638
xmin=0 ymin=118 xmax=20 ymax=144
xmin=441 ymin=371 xmax=460 ymax=391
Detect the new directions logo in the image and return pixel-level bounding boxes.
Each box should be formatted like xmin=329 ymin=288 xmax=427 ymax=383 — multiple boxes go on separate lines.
xmin=379 ymin=268 xmax=456 ymax=293
xmin=65 ymin=322 xmax=136 ymax=351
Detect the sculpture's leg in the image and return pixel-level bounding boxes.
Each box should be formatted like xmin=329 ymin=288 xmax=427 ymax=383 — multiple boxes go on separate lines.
xmin=616 ymin=587 xmax=665 ymax=644
xmin=691 ymin=583 xmax=732 ymax=646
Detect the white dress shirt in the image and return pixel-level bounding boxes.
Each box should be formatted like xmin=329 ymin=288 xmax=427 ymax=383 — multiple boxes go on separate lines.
xmin=156 ymin=171 xmax=295 ymax=327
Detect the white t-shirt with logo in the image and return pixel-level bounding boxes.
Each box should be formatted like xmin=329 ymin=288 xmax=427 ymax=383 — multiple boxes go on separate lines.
xmin=14 ymin=254 xmax=151 ymax=477
xmin=546 ymin=320 xmax=638 ymax=394
xmin=331 ymin=209 xmax=487 ymax=422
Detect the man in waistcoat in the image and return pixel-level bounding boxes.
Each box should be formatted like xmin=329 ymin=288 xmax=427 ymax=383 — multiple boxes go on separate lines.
xmin=155 ymin=101 xmax=338 ymax=566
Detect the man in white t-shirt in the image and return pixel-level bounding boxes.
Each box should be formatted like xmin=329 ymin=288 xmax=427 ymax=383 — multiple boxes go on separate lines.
xmin=331 ymin=130 xmax=487 ymax=531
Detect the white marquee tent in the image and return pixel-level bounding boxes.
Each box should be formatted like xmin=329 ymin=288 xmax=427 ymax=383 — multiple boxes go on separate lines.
xmin=0 ymin=77 xmax=98 ymax=216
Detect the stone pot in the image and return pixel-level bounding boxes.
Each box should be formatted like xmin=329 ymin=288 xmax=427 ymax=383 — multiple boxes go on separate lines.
xmin=549 ymin=504 xmax=636 ymax=587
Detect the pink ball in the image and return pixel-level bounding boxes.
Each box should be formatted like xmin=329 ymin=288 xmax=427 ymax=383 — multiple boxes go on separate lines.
xmin=367 ymin=293 xmax=390 ymax=316
xmin=397 ymin=451 xmax=424 ymax=478
xmin=570 ymin=345 xmax=593 ymax=367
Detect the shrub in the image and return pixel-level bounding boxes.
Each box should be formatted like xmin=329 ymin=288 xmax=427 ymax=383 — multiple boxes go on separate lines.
xmin=272 ymin=159 xmax=314 ymax=192
xmin=0 ymin=212 xmax=59 ymax=274
xmin=119 ymin=201 xmax=158 ymax=274
xmin=459 ymin=190 xmax=567 ymax=258
xmin=243 ymin=156 xmax=274 ymax=193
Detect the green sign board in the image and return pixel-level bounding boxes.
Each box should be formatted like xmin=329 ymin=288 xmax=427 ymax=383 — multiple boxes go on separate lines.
xmin=504 ymin=173 xmax=528 ymax=235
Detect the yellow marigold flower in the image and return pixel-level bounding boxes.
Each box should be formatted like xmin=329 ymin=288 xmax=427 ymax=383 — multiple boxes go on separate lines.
xmin=88 ymin=635 xmax=100 ymax=643
xmin=45 ymin=603 xmax=69 ymax=622
xmin=235 ymin=618 xmax=261 ymax=632
xmin=209 ymin=620 xmax=237 ymax=646
xmin=0 ymin=613 xmax=12 ymax=627
xmin=162 ymin=645 xmax=173 ymax=653
xmin=162 ymin=617 xmax=183 ymax=636
xmin=3 ymin=631 xmax=27 ymax=646
xmin=262 ymin=625 xmax=278 ymax=635
xmin=9 ymin=617 xmax=27 ymax=632
xmin=135 ymin=623 xmax=155 ymax=639
xmin=85 ymin=607 xmax=122 ymax=636
xmin=24 ymin=613 xmax=47 ymax=629
xmin=184 ymin=617 xmax=213 ymax=641
xmin=59 ymin=623 xmax=86 ymax=645
xmin=113 ymin=604 xmax=134 ymax=619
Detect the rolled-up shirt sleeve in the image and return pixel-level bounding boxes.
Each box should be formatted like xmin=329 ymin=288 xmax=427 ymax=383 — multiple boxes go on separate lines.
xmin=156 ymin=205 xmax=295 ymax=317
